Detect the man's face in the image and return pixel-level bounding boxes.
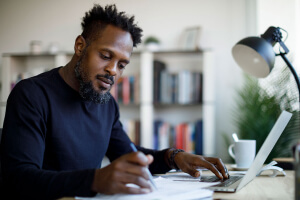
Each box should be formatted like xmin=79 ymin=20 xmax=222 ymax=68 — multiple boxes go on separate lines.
xmin=75 ymin=25 xmax=133 ymax=104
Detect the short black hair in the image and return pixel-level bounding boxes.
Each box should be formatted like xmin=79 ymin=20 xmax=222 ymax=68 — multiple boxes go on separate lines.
xmin=81 ymin=4 xmax=143 ymax=47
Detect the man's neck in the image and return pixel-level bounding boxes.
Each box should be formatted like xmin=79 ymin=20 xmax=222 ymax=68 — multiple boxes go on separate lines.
xmin=59 ymin=57 xmax=80 ymax=91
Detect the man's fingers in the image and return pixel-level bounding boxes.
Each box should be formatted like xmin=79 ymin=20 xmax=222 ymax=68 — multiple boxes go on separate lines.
xmin=200 ymin=160 xmax=223 ymax=179
xmin=120 ymin=184 xmax=152 ymax=194
xmin=112 ymin=161 xmax=152 ymax=189
xmin=93 ymin=152 xmax=155 ymax=195
xmin=124 ymin=152 xmax=153 ymax=168
xmin=146 ymin=154 xmax=154 ymax=165
xmin=184 ymin=167 xmax=201 ymax=177
xmin=119 ymin=173 xmax=153 ymax=191
xmin=116 ymin=153 xmax=152 ymax=180
xmin=205 ymin=157 xmax=229 ymax=179
xmin=125 ymin=152 xmax=149 ymax=165
xmin=126 ymin=186 xmax=151 ymax=194
xmin=112 ymin=182 xmax=151 ymax=194
xmin=114 ymin=160 xmax=149 ymax=180
xmin=190 ymin=169 xmax=201 ymax=178
xmin=216 ymin=162 xmax=229 ymax=179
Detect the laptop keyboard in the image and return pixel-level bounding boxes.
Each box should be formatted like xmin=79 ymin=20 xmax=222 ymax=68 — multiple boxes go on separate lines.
xmin=200 ymin=175 xmax=243 ymax=187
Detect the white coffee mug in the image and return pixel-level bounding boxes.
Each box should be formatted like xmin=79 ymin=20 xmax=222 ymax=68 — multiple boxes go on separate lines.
xmin=228 ymin=140 xmax=256 ymax=168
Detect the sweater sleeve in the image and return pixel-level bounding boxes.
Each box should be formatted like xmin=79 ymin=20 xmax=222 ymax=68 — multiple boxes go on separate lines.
xmin=137 ymin=146 xmax=171 ymax=174
xmin=1 ymin=80 xmax=96 ymax=200
xmin=105 ymin=99 xmax=171 ymax=174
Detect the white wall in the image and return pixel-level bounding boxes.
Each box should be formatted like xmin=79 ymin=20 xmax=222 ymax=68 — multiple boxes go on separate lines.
xmin=0 ymin=0 xmax=297 ymax=161
xmin=257 ymin=0 xmax=300 ymax=71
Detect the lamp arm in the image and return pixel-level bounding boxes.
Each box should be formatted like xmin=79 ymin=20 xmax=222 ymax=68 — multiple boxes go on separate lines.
xmin=279 ymin=53 xmax=300 ymax=102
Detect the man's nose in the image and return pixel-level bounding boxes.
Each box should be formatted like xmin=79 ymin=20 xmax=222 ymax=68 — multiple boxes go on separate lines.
xmin=104 ymin=63 xmax=117 ymax=76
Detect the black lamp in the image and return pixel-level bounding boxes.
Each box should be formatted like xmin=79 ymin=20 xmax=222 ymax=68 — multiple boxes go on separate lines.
xmin=232 ymin=26 xmax=300 ymax=100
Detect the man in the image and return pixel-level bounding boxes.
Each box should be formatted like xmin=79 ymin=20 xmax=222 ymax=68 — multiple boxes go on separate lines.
xmin=1 ymin=4 xmax=228 ymax=199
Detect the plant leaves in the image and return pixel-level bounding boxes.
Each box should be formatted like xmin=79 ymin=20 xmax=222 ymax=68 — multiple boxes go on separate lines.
xmin=234 ymin=64 xmax=300 ymax=163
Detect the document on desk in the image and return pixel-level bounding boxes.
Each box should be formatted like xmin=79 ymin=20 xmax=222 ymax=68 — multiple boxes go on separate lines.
xmin=76 ymin=176 xmax=218 ymax=200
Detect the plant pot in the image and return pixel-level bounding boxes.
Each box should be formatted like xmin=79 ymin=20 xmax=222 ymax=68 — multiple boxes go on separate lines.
xmin=145 ymin=43 xmax=160 ymax=51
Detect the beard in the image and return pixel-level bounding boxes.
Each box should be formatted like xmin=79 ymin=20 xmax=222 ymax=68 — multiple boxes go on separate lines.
xmin=74 ymin=53 xmax=114 ymax=104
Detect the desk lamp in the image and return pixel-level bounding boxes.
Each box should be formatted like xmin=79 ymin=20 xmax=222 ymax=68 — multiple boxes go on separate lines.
xmin=232 ymin=26 xmax=300 ymax=199
xmin=231 ymin=26 xmax=300 ymax=101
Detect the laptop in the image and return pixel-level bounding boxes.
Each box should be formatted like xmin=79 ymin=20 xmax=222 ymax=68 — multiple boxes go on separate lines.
xmin=203 ymin=110 xmax=292 ymax=192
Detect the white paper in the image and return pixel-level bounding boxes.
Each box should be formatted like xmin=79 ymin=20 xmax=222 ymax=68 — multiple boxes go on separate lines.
xmin=76 ymin=175 xmax=217 ymax=200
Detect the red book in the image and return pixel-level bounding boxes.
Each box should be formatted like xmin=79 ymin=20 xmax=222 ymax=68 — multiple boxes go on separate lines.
xmin=185 ymin=123 xmax=192 ymax=153
xmin=182 ymin=123 xmax=188 ymax=151
xmin=176 ymin=124 xmax=183 ymax=149
xmin=110 ymin=84 xmax=118 ymax=101
xmin=117 ymin=77 xmax=123 ymax=104
xmin=122 ymin=76 xmax=130 ymax=105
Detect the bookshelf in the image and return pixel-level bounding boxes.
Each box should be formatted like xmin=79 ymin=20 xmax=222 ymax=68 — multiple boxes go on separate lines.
xmin=0 ymin=49 xmax=216 ymax=156
xmin=116 ymin=50 xmax=216 ymax=156
xmin=0 ymin=52 xmax=70 ymax=128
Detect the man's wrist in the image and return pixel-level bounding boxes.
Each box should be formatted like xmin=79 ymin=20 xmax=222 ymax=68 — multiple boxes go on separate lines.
xmin=165 ymin=148 xmax=184 ymax=170
xmin=91 ymin=169 xmax=100 ymax=193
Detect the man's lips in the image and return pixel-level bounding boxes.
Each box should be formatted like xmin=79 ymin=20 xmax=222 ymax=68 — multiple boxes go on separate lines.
xmin=97 ymin=77 xmax=113 ymax=89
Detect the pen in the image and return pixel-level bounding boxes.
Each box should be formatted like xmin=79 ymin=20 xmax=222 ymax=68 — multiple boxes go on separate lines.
xmin=130 ymin=143 xmax=158 ymax=190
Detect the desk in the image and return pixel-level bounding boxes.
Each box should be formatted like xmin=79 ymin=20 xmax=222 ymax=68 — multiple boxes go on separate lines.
xmin=212 ymin=170 xmax=294 ymax=200
xmin=60 ymin=170 xmax=294 ymax=200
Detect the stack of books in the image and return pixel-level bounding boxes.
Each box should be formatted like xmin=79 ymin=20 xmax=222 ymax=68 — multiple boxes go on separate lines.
xmin=153 ymin=60 xmax=203 ymax=104
xmin=153 ymin=120 xmax=203 ymax=154
xmin=122 ymin=119 xmax=141 ymax=146
xmin=110 ymin=75 xmax=140 ymax=105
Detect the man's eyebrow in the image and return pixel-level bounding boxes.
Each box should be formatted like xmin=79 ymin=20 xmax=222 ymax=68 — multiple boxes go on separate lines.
xmin=100 ymin=48 xmax=130 ymax=64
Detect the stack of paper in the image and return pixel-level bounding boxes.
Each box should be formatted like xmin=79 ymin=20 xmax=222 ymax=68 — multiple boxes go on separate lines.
xmin=76 ymin=176 xmax=217 ymax=200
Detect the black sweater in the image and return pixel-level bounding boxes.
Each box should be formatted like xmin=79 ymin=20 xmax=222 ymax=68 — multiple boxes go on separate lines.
xmin=1 ymin=67 xmax=170 ymax=199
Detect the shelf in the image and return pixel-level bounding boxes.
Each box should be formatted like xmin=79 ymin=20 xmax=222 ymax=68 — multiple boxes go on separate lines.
xmin=132 ymin=49 xmax=211 ymax=54
xmin=2 ymin=51 xmax=73 ymax=57
xmin=118 ymin=103 xmax=140 ymax=107
xmin=0 ymin=50 xmax=216 ymax=156
xmin=153 ymin=103 xmax=203 ymax=107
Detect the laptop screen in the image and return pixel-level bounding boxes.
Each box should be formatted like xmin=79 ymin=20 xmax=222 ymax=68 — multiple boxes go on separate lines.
xmin=237 ymin=111 xmax=292 ymax=191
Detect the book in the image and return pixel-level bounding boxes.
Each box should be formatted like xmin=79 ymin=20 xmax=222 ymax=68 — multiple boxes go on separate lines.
xmin=153 ymin=120 xmax=201 ymax=153
xmin=153 ymin=60 xmax=166 ymax=103
xmin=171 ymin=74 xmax=178 ymax=103
xmin=117 ymin=77 xmax=123 ymax=104
xmin=134 ymin=120 xmax=141 ymax=145
xmin=158 ymin=122 xmax=170 ymax=150
xmin=195 ymin=73 xmax=203 ymax=103
xmin=134 ymin=75 xmax=140 ymax=104
xmin=153 ymin=120 xmax=163 ymax=150
xmin=122 ymin=119 xmax=141 ymax=146
xmin=194 ymin=120 xmax=203 ymax=155
xmin=122 ymin=76 xmax=130 ymax=105
xmin=175 ymin=124 xmax=184 ymax=149
xmin=160 ymin=70 xmax=172 ymax=104
xmin=129 ymin=76 xmax=135 ymax=104
xmin=110 ymin=83 xmax=117 ymax=100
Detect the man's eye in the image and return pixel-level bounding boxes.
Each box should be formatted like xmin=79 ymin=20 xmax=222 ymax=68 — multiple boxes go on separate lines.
xmin=100 ymin=54 xmax=110 ymax=59
xmin=119 ymin=63 xmax=126 ymax=69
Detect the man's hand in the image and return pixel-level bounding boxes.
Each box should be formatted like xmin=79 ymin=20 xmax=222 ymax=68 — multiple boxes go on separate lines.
xmin=174 ymin=152 xmax=229 ymax=179
xmin=92 ymin=152 xmax=154 ymax=194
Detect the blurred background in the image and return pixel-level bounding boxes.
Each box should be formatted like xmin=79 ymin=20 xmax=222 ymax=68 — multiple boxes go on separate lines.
xmin=0 ymin=0 xmax=299 ymax=163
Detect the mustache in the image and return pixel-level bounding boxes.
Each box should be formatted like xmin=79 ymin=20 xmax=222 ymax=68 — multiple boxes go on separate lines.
xmin=96 ymin=74 xmax=115 ymax=85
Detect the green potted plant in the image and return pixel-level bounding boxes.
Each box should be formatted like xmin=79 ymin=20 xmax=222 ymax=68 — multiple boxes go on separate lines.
xmin=229 ymin=65 xmax=299 ymax=163
xmin=144 ymin=36 xmax=160 ymax=51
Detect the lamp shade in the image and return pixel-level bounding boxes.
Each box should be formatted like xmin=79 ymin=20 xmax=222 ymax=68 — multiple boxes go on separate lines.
xmin=232 ymin=36 xmax=275 ymax=78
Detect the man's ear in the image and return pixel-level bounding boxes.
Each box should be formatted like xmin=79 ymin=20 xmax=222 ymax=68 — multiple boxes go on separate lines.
xmin=74 ymin=35 xmax=87 ymax=56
